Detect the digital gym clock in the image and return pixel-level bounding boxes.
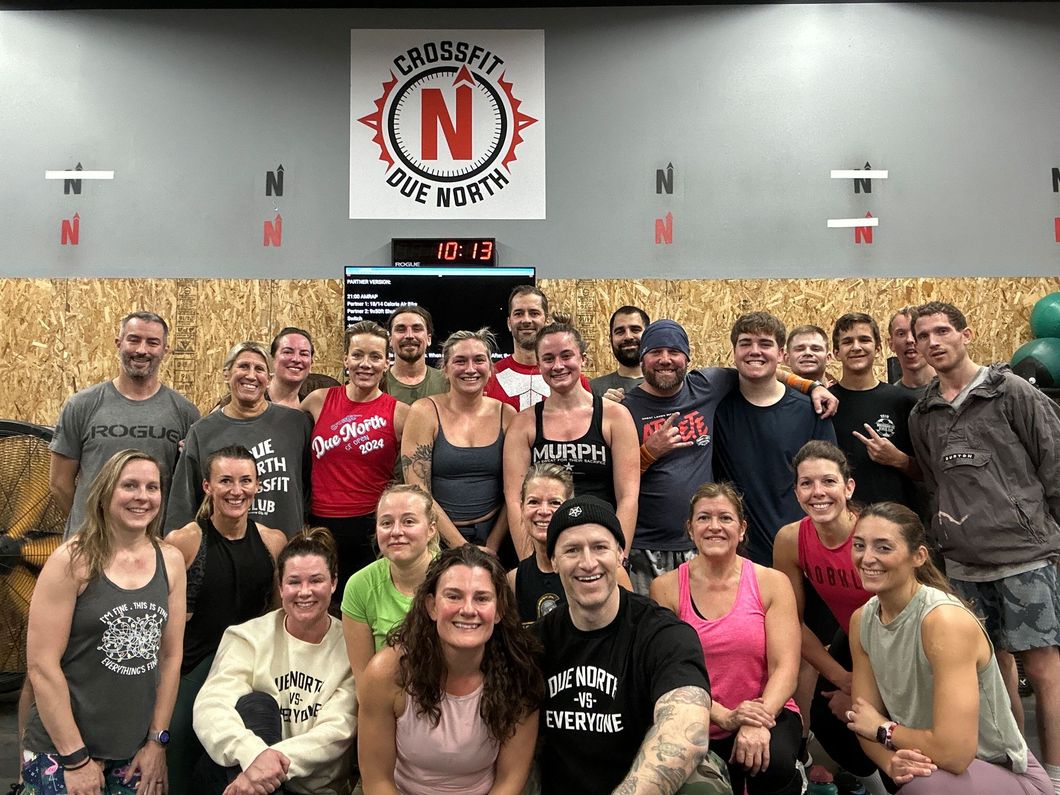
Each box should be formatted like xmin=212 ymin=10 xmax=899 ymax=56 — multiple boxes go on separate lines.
xmin=392 ymin=237 xmax=497 ymax=266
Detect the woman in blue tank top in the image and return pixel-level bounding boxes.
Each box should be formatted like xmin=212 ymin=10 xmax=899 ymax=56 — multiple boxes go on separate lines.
xmin=22 ymin=450 xmax=187 ymax=795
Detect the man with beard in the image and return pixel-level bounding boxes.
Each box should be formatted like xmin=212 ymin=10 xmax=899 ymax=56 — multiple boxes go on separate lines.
xmin=590 ymin=305 xmax=649 ymax=397
xmin=622 ymin=319 xmax=836 ymax=593
xmin=887 ymin=306 xmax=936 ymax=399
xmin=383 ymin=304 xmax=448 ymax=404
xmin=485 ymin=285 xmax=590 ymax=411
xmin=49 ymin=310 xmax=200 ymax=539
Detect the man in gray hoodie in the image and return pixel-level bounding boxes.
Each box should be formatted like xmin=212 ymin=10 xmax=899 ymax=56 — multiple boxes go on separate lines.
xmin=908 ymin=301 xmax=1060 ymax=793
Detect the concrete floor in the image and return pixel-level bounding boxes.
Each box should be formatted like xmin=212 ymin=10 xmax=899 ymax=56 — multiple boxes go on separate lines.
xmin=0 ymin=685 xmax=1044 ymax=789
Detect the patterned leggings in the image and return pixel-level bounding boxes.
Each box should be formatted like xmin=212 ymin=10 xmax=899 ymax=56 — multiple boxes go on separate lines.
xmin=20 ymin=752 xmax=138 ymax=794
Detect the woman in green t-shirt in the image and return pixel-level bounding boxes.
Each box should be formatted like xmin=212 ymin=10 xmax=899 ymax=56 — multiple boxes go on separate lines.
xmin=340 ymin=484 xmax=438 ymax=680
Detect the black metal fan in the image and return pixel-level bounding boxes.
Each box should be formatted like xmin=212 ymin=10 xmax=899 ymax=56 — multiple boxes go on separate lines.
xmin=0 ymin=420 xmax=66 ymax=695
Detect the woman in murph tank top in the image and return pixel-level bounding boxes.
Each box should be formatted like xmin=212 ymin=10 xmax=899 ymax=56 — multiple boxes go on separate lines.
xmin=502 ymin=318 xmax=640 ymax=558
xmin=302 ymin=321 xmax=410 ymax=595
xmin=845 ymin=503 xmax=1052 ymax=794
xmin=22 ymin=450 xmax=186 ymax=795
xmin=651 ymin=482 xmax=803 ymax=795
xmin=400 ymin=328 xmax=515 ymax=554
xmin=357 ymin=545 xmax=542 ymax=795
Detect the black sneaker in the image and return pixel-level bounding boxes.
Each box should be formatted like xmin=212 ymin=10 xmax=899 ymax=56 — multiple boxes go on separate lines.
xmin=834 ymin=771 xmax=866 ymax=794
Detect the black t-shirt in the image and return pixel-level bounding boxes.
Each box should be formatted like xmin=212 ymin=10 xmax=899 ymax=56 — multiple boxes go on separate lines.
xmin=533 ymin=589 xmax=711 ymax=795
xmin=713 ymin=388 xmax=837 ymax=565
xmin=830 ymin=382 xmax=918 ymax=510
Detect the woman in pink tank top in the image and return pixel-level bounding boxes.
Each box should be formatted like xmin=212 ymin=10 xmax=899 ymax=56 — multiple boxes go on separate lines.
xmin=651 ymin=482 xmax=803 ymax=795
xmin=357 ymin=545 xmax=542 ymax=795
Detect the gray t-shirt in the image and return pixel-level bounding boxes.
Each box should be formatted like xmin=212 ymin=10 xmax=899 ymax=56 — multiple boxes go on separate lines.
xmin=384 ymin=366 xmax=449 ymax=405
xmin=589 ymin=371 xmax=644 ymax=397
xmin=165 ymin=403 xmax=312 ymax=538
xmin=50 ymin=381 xmax=200 ymax=538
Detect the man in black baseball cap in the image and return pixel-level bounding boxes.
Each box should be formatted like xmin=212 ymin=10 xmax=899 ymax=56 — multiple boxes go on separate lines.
xmin=535 ymin=494 xmax=718 ymax=794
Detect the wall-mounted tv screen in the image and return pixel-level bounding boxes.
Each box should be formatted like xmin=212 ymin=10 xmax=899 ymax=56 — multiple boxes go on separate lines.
xmin=344 ymin=266 xmax=536 ymax=363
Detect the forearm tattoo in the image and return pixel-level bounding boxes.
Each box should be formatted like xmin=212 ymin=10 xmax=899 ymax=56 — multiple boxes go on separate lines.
xmin=399 ymin=443 xmax=433 ymax=484
xmin=616 ymin=687 xmax=712 ymax=795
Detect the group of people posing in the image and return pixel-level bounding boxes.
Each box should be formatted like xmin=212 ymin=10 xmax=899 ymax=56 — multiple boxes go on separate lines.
xmin=19 ymin=286 xmax=1059 ymax=795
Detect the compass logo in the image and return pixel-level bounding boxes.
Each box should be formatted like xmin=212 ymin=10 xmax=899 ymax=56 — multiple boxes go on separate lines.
xmin=351 ymin=31 xmax=545 ymax=219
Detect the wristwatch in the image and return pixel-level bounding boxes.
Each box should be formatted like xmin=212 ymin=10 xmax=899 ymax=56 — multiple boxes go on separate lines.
xmin=876 ymin=721 xmax=899 ymax=750
xmin=148 ymin=729 xmax=170 ymax=746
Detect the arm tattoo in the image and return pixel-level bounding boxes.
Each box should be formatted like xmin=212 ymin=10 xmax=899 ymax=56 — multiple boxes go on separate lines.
xmin=656 ymin=686 xmax=711 ymax=710
xmin=399 ymin=443 xmax=433 ymax=484
xmin=616 ymin=686 xmax=713 ymax=794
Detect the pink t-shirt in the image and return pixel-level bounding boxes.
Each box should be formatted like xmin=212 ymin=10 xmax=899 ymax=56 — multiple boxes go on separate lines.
xmin=394 ymin=684 xmax=498 ymax=794
xmin=797 ymin=516 xmax=870 ymax=633
xmin=677 ymin=559 xmax=799 ymax=740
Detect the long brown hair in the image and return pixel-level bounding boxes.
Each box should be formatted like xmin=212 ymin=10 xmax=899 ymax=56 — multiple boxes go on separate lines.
xmin=857 ymin=503 xmax=957 ymax=597
xmin=389 ymin=545 xmax=543 ymax=742
xmin=69 ymin=450 xmax=164 ymax=580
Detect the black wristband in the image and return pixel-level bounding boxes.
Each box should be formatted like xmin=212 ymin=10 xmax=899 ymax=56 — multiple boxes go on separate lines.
xmin=59 ymin=746 xmax=91 ymax=769
xmin=808 ymin=380 xmax=824 ymax=392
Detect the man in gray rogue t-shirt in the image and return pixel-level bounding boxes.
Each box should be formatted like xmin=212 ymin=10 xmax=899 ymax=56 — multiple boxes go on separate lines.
xmin=49 ymin=311 xmax=200 ymax=537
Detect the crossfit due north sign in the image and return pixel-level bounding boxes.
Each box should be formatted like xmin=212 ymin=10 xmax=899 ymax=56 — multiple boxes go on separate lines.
xmin=350 ymin=30 xmax=545 ymax=220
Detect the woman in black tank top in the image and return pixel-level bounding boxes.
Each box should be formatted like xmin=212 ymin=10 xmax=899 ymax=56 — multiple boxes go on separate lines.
xmin=23 ymin=450 xmax=186 ymax=795
xmin=507 ymin=462 xmax=634 ymax=625
xmin=164 ymin=445 xmax=287 ymax=795
xmin=502 ymin=320 xmax=641 ymax=559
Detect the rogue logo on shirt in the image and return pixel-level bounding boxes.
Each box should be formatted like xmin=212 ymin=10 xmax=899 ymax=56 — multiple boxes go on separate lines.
xmin=87 ymin=424 xmax=184 ymax=443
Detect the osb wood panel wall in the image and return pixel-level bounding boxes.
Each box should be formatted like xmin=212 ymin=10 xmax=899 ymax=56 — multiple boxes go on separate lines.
xmin=2 ymin=276 xmax=1057 ymax=427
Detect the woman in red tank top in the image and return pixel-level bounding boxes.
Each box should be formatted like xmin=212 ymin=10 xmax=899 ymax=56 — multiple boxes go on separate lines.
xmin=301 ymin=321 xmax=410 ymax=597
xmin=773 ymin=440 xmax=885 ymax=791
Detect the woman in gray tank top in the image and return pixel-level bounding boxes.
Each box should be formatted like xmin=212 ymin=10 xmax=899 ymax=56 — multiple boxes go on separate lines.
xmin=844 ymin=503 xmax=1052 ymax=794
xmin=22 ymin=450 xmax=186 ymax=795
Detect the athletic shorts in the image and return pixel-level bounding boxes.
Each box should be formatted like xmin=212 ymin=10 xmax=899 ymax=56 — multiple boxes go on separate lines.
xmin=20 ymin=751 xmax=138 ymax=794
xmin=951 ymin=564 xmax=1060 ymax=652
xmin=628 ymin=547 xmax=696 ymax=596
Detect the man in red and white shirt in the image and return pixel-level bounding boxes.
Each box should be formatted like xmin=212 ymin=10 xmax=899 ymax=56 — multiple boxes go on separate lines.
xmin=485 ymin=284 xmax=589 ymax=410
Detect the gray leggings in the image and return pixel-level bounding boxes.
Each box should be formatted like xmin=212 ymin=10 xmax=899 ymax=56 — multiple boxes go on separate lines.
xmin=896 ymin=754 xmax=1052 ymax=795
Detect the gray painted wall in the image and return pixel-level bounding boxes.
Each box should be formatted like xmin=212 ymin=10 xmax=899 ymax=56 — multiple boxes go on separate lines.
xmin=1 ymin=3 xmax=1058 ymax=279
